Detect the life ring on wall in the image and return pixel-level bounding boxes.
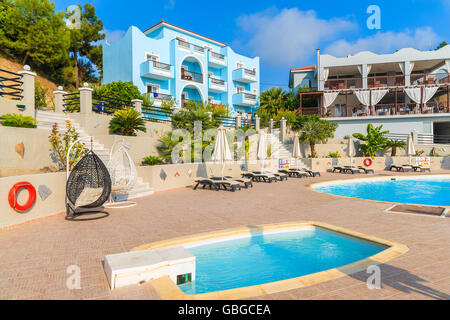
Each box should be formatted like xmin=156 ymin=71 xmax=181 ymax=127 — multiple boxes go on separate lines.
xmin=8 ymin=182 xmax=36 ymax=212
xmin=363 ymin=158 xmax=373 ymax=167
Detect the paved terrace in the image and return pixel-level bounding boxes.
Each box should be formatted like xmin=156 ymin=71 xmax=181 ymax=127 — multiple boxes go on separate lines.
xmin=1 ymin=170 xmax=450 ymax=300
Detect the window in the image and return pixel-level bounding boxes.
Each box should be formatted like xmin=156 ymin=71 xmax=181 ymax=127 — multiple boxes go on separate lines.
xmin=208 ymin=72 xmax=214 ymax=78
xmin=252 ymin=89 xmax=257 ymax=95
xmin=208 ymin=96 xmax=214 ymax=103
xmin=236 ymin=62 xmax=244 ymax=69
xmin=236 ymin=85 xmax=245 ymax=94
xmin=146 ymin=83 xmax=159 ymax=94
xmin=146 ymin=53 xmax=159 ymax=62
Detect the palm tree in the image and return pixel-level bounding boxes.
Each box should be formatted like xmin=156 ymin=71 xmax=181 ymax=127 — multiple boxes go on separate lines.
xmin=298 ymin=117 xmax=338 ymax=158
xmin=108 ymin=109 xmax=147 ymax=136
xmin=353 ymin=124 xmax=389 ymax=158
xmin=384 ymin=139 xmax=406 ymax=156
xmin=259 ymin=88 xmax=286 ymax=115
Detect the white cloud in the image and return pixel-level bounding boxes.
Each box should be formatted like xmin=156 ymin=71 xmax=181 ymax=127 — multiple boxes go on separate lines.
xmin=103 ymin=29 xmax=126 ymax=44
xmin=324 ymin=27 xmax=442 ymax=57
xmin=164 ymin=0 xmax=175 ymax=10
xmin=234 ymin=8 xmax=356 ymax=67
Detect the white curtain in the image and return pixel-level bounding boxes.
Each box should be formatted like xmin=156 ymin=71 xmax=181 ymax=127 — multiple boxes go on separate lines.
xmin=323 ymin=92 xmax=340 ymax=110
xmin=445 ymin=60 xmax=450 ymax=73
xmin=404 ymin=87 xmax=421 ymax=104
xmin=423 ymin=86 xmax=438 ymax=103
xmin=357 ymin=65 xmax=372 ymax=76
xmin=355 ymin=90 xmax=371 ymax=106
xmin=323 ymin=68 xmax=329 ymax=82
xmin=399 ymin=62 xmax=415 ymax=75
xmin=371 ymin=89 xmax=389 ymax=105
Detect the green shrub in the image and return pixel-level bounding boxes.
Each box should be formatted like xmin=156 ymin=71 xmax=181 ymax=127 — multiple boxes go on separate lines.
xmin=109 ymin=109 xmax=147 ymax=136
xmin=0 ymin=113 xmax=37 ymax=128
xmin=141 ymin=155 xmax=164 ymax=166
xmin=35 ymin=80 xmax=48 ymax=110
xmin=93 ymin=81 xmax=142 ymax=101
xmin=326 ymin=151 xmax=341 ymax=158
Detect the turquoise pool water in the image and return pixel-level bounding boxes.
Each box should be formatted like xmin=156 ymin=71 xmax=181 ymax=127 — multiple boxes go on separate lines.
xmin=178 ymin=227 xmax=387 ymax=294
xmin=313 ymin=175 xmax=450 ymax=206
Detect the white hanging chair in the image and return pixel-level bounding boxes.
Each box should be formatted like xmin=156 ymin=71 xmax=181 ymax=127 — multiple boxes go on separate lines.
xmin=104 ymin=140 xmax=137 ymax=208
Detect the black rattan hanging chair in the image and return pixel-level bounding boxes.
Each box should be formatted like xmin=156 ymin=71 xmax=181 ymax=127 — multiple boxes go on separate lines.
xmin=66 ymin=150 xmax=112 ymax=220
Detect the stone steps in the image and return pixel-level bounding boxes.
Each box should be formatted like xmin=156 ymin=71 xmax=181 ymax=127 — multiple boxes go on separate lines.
xmin=36 ymin=110 xmax=154 ymax=200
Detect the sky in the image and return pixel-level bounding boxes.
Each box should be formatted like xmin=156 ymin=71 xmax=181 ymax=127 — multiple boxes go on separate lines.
xmin=54 ymin=0 xmax=450 ymax=91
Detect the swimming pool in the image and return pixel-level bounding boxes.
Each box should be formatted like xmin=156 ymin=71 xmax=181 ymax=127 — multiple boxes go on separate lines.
xmin=178 ymin=226 xmax=388 ymax=295
xmin=313 ymin=175 xmax=450 ymax=206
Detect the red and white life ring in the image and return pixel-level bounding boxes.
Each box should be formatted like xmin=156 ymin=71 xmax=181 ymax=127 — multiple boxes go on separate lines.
xmin=363 ymin=158 xmax=373 ymax=167
xmin=8 ymin=182 xmax=36 ymax=212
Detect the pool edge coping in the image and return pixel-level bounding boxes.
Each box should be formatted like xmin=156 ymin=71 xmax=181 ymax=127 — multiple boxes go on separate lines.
xmin=130 ymin=221 xmax=409 ymax=300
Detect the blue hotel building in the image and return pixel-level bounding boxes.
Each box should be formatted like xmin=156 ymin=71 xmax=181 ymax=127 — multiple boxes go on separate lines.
xmin=103 ymin=20 xmax=260 ymax=118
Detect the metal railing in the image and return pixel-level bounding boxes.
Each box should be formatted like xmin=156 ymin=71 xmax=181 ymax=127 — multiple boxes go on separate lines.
xmin=181 ymin=98 xmax=202 ymax=108
xmin=152 ymin=60 xmax=171 ymax=71
xmin=368 ymin=75 xmax=405 ymax=88
xmin=181 ymin=69 xmax=203 ymax=83
xmin=411 ymin=73 xmax=450 ymax=86
xmin=63 ymin=92 xmax=80 ymax=112
xmin=216 ymin=116 xmax=236 ymax=127
xmin=235 ymin=67 xmax=256 ymax=77
xmin=141 ymin=104 xmax=172 ymax=122
xmin=241 ymin=118 xmax=255 ymax=127
xmin=146 ymin=92 xmax=172 ymax=101
xmin=385 ymin=133 xmax=409 ymax=142
xmin=210 ymin=51 xmax=225 ymax=60
xmin=177 ymin=39 xmax=190 ymax=49
xmin=92 ymin=94 xmax=133 ymax=115
xmin=418 ymin=134 xmax=450 ymax=145
xmin=325 ymin=77 xmax=361 ymax=90
xmin=193 ymin=44 xmax=204 ymax=53
xmin=210 ymin=77 xmax=225 ymax=86
xmin=0 ymin=69 xmax=23 ymax=100
xmin=242 ymin=92 xmax=257 ymax=100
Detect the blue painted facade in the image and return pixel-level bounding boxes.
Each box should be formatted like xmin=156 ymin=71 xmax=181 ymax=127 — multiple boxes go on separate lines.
xmin=103 ymin=21 xmax=260 ymax=117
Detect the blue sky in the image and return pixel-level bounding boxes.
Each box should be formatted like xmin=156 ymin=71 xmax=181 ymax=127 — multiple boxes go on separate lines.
xmin=54 ymin=0 xmax=450 ymax=90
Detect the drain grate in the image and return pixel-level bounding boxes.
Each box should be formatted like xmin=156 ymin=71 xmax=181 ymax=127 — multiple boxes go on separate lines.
xmin=386 ymin=204 xmax=448 ymax=217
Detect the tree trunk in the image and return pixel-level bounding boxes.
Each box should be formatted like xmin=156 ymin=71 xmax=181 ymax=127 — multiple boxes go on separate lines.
xmin=391 ymin=147 xmax=397 ymax=157
xmin=310 ymin=142 xmax=316 ymax=157
xmin=22 ymin=52 xmax=29 ymax=65
xmin=74 ymin=51 xmax=79 ymax=89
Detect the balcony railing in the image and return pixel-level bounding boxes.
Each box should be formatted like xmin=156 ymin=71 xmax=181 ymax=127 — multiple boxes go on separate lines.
xmin=145 ymin=92 xmax=172 ymax=101
xmin=151 ymin=60 xmax=171 ymax=71
xmin=236 ymin=68 xmax=256 ymax=77
xmin=181 ymin=98 xmax=202 ymax=108
xmin=177 ymin=39 xmax=190 ymax=49
xmin=193 ymin=44 xmax=204 ymax=53
xmin=325 ymin=77 xmax=361 ymax=90
xmin=411 ymin=73 xmax=450 ymax=86
xmin=211 ymin=51 xmax=225 ymax=60
xmin=368 ymin=75 xmax=405 ymax=88
xmin=63 ymin=92 xmax=80 ymax=112
xmin=210 ymin=77 xmax=225 ymax=86
xmin=242 ymin=92 xmax=257 ymax=100
xmin=329 ymin=101 xmax=450 ymax=118
xmin=181 ymin=69 xmax=203 ymax=83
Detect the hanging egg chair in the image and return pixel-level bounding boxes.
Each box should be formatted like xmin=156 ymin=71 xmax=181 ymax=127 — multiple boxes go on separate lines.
xmin=104 ymin=140 xmax=137 ymax=208
xmin=65 ymin=138 xmax=111 ymax=220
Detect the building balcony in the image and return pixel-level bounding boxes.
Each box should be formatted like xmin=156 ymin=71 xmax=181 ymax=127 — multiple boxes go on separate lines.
xmin=181 ymin=98 xmax=202 ymax=108
xmin=145 ymin=92 xmax=173 ymax=106
xmin=368 ymin=75 xmax=405 ymax=88
xmin=208 ymin=51 xmax=226 ymax=68
xmin=180 ymin=69 xmax=203 ymax=84
xmin=140 ymin=60 xmax=174 ymax=80
xmin=232 ymin=68 xmax=257 ymax=83
xmin=233 ymin=92 xmax=257 ymax=106
xmin=411 ymin=73 xmax=450 ymax=86
xmin=208 ymin=77 xmax=226 ymax=93
xmin=176 ymin=39 xmax=205 ymax=56
xmin=324 ymin=77 xmax=361 ymax=90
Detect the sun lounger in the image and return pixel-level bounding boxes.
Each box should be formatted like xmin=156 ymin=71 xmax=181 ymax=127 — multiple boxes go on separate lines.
xmin=194 ymin=177 xmax=241 ymax=192
xmin=332 ymin=166 xmax=344 ymax=173
xmin=253 ymin=171 xmax=288 ymax=181
xmin=389 ymin=165 xmax=413 ymax=172
xmin=278 ymin=169 xmax=299 ymax=177
xmin=223 ymin=176 xmax=253 ymax=188
xmin=284 ymin=169 xmax=308 ymax=178
xmin=241 ymin=172 xmax=278 ymax=183
xmin=342 ymin=166 xmax=362 ymax=174
xmin=358 ymin=166 xmax=374 ymax=174
xmin=296 ymin=168 xmax=320 ymax=177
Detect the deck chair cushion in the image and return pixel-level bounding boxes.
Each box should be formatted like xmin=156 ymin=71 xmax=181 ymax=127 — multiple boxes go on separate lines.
xmin=75 ymin=187 xmax=103 ymax=208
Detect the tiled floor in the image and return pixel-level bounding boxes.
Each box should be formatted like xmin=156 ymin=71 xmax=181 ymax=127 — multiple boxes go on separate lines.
xmin=1 ymin=171 xmax=450 ymax=300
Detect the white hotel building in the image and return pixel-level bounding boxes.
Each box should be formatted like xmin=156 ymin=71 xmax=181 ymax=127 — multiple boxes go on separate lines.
xmin=289 ymin=46 xmax=450 ymax=142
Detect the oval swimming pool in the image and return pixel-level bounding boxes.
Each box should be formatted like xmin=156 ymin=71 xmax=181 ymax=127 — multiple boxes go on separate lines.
xmin=178 ymin=226 xmax=388 ymax=295
xmin=313 ymin=175 xmax=450 ymax=206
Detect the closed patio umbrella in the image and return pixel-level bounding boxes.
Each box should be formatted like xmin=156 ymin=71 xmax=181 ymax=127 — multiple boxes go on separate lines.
xmin=347 ymin=137 xmax=355 ymax=166
xmin=211 ymin=126 xmax=233 ymax=178
xmin=257 ymin=130 xmax=268 ymax=172
xmin=406 ymin=134 xmax=416 ymax=165
xmin=292 ymin=132 xmax=301 ymax=168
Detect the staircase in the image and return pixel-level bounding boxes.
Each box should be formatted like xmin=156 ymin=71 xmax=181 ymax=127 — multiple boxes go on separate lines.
xmin=36 ymin=110 xmax=154 ymax=199
xmin=266 ymin=129 xmax=311 ymax=169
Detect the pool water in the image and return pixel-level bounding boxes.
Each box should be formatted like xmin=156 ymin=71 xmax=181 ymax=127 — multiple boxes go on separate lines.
xmin=313 ymin=175 xmax=450 ymax=206
xmin=178 ymin=227 xmax=387 ymax=294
